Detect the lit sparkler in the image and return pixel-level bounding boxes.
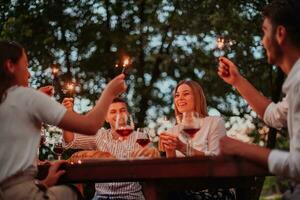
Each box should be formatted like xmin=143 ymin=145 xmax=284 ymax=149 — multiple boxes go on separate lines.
xmin=216 ymin=36 xmax=235 ymax=56
xmin=115 ymin=56 xmax=131 ymax=74
xmin=50 ymin=64 xmax=60 ymax=96
xmin=51 ymin=64 xmax=60 ymax=77
xmin=63 ymin=81 xmax=77 ymax=98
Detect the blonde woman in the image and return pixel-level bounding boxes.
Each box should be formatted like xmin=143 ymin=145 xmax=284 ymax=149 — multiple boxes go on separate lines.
xmin=160 ymin=80 xmax=235 ymax=200
xmin=160 ymin=80 xmax=225 ymax=157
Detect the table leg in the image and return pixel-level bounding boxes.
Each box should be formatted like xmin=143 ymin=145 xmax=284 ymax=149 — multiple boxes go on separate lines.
xmin=142 ymin=181 xmax=159 ymax=200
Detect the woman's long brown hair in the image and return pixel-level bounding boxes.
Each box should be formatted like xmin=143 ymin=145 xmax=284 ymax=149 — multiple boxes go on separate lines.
xmin=174 ymin=80 xmax=208 ymax=123
xmin=0 ymin=41 xmax=23 ymax=103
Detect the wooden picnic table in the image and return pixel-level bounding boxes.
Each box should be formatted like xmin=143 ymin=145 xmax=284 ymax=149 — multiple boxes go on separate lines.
xmin=38 ymin=155 xmax=270 ymax=200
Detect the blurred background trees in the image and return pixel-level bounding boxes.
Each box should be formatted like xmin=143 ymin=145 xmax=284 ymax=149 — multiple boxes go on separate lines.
xmin=2 ymin=0 xmax=287 ymax=143
xmin=2 ymin=0 xmax=289 ymax=147
xmin=1 ymin=0 xmax=289 ymax=198
xmin=1 ymin=0 xmax=278 ymax=125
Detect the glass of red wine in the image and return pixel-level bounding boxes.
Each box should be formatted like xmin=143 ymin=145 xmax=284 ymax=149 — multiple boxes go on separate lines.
xmin=38 ymin=124 xmax=47 ymax=158
xmin=136 ymin=128 xmax=151 ymax=148
xmin=115 ymin=113 xmax=134 ymax=139
xmin=53 ymin=135 xmax=64 ymax=160
xmin=180 ymin=111 xmax=200 ymax=156
xmin=53 ymin=143 xmax=63 ymax=160
xmin=115 ymin=112 xmax=134 ymax=158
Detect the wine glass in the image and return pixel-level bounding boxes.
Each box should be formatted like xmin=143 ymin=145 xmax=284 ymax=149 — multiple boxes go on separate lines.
xmin=180 ymin=111 xmax=200 ymax=156
xmin=136 ymin=128 xmax=151 ymax=148
xmin=53 ymin=135 xmax=64 ymax=160
xmin=115 ymin=112 xmax=134 ymax=139
xmin=115 ymin=112 xmax=134 ymax=158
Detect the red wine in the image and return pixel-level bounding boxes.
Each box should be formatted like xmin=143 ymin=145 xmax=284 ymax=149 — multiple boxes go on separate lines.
xmin=136 ymin=138 xmax=150 ymax=147
xmin=53 ymin=146 xmax=64 ymax=154
xmin=116 ymin=128 xmax=133 ymax=137
xmin=183 ymin=128 xmax=199 ymax=137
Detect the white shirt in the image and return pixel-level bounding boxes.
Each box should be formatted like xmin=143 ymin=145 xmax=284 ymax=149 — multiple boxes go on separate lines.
xmin=64 ymin=129 xmax=145 ymax=199
xmin=263 ymin=97 xmax=288 ymax=129
xmin=167 ymin=116 xmax=226 ymax=156
xmin=0 ymin=86 xmax=66 ymax=182
xmin=267 ymin=58 xmax=300 ymax=182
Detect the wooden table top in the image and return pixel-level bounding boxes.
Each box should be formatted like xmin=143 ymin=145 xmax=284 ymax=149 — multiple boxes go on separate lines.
xmin=38 ymin=155 xmax=270 ymax=184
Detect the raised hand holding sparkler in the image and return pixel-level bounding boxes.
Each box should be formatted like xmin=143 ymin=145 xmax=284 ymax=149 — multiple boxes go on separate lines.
xmin=217 ymin=57 xmax=241 ymax=81
xmin=114 ymin=55 xmax=131 ymax=98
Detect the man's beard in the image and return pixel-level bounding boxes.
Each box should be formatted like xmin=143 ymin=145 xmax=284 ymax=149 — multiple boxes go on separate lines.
xmin=268 ymin=33 xmax=283 ymax=65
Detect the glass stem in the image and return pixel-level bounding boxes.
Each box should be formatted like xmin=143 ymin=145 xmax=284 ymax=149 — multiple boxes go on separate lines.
xmin=127 ymin=146 xmax=131 ymax=159
xmin=186 ymin=139 xmax=192 ymax=156
xmin=186 ymin=140 xmax=190 ymax=156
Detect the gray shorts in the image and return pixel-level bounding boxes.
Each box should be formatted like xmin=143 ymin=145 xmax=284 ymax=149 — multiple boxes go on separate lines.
xmin=0 ymin=174 xmax=78 ymax=200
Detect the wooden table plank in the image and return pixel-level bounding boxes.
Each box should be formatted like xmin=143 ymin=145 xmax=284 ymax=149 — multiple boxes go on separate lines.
xmin=37 ymin=156 xmax=271 ymax=200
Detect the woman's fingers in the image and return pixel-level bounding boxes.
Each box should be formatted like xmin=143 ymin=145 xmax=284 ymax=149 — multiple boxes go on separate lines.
xmin=39 ymin=85 xmax=54 ymax=96
xmin=62 ymin=98 xmax=74 ymax=110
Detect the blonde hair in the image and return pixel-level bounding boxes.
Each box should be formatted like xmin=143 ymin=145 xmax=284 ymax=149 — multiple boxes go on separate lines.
xmin=174 ymin=80 xmax=208 ymax=122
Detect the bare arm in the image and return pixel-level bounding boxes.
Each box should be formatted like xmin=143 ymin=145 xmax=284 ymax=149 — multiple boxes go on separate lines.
xmin=63 ymin=130 xmax=74 ymax=144
xmin=219 ymin=136 xmax=271 ymax=169
xmin=218 ymin=57 xmax=272 ymax=118
xmin=61 ymin=98 xmax=75 ymax=143
xmin=61 ymin=98 xmax=97 ymax=148
xmin=58 ymin=74 xmax=126 ymax=135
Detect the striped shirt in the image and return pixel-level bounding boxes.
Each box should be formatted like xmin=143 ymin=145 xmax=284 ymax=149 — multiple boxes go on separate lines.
xmin=64 ymin=128 xmax=145 ymax=200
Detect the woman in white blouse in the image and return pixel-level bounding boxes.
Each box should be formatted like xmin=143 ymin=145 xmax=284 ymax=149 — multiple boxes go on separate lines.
xmin=159 ymin=80 xmax=235 ymax=200
xmin=160 ymin=80 xmax=226 ymax=157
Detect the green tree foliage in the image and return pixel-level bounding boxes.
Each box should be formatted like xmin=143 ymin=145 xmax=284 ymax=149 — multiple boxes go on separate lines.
xmin=2 ymin=1 xmax=290 ymax=197
xmin=0 ymin=0 xmax=284 ymax=130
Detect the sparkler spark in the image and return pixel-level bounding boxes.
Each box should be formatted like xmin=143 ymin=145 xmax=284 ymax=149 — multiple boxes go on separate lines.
xmin=51 ymin=64 xmax=60 ymax=76
xmin=115 ymin=56 xmax=131 ymax=74
xmin=50 ymin=64 xmax=60 ymax=96
xmin=66 ymin=82 xmax=75 ymax=92
xmin=63 ymin=81 xmax=77 ymax=97
xmin=122 ymin=58 xmax=130 ymax=67
xmin=217 ymin=37 xmax=226 ymax=50
xmin=215 ymin=36 xmax=235 ymax=56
